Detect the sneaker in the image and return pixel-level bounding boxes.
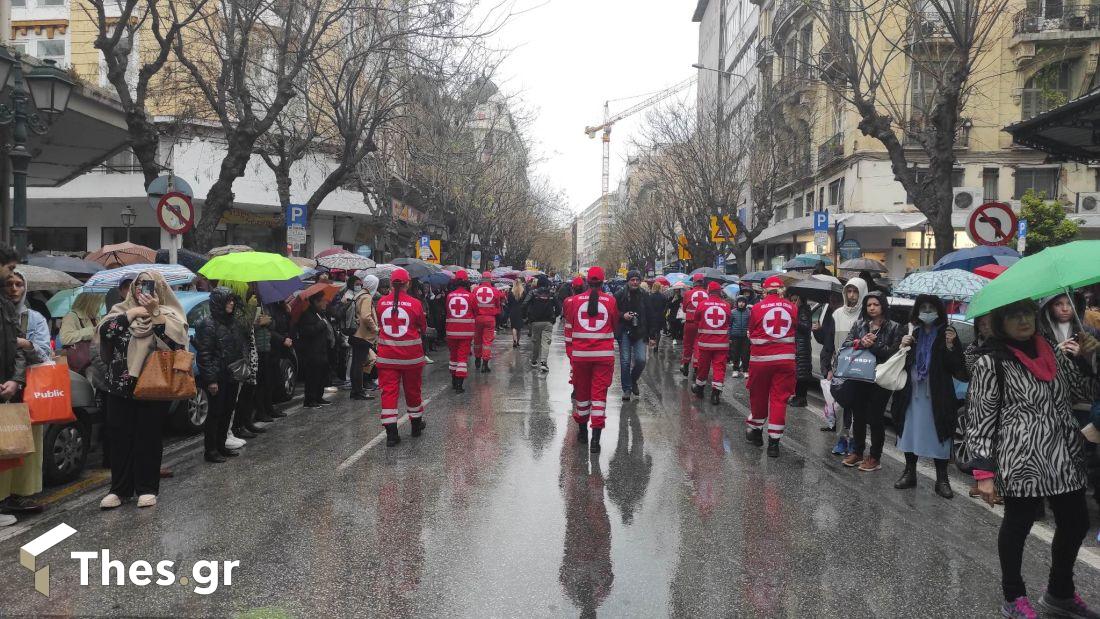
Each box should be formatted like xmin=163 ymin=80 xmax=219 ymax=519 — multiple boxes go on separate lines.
xmin=1002 ymin=596 xmax=1038 ymax=619
xmin=858 ymin=456 xmax=882 ymax=472
xmin=831 ymin=436 xmax=849 ymax=456
xmin=1036 ymin=592 xmax=1100 ymax=618
xmin=730 ymin=371 xmax=740 ymax=378
xmin=137 ymin=494 xmax=157 ymax=508
xmin=99 ymin=494 xmax=122 ymax=509
xmin=531 ymin=360 xmax=539 ymax=368
xmin=425 ymin=357 xmax=434 ymax=364
xmin=842 ymin=453 xmax=864 ymax=467
xmin=225 ymin=435 xmax=246 ymax=449
xmin=1 ymin=495 xmax=43 ymax=514
xmin=540 ymin=362 xmax=549 ymax=373
xmin=324 ymin=386 xmax=339 ymax=394
xmin=0 ymin=513 xmax=16 ymax=526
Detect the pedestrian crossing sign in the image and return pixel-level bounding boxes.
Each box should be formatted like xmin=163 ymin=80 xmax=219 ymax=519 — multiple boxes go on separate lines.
xmin=709 ymin=216 xmax=739 ymax=243
xmin=412 ymin=239 xmax=441 ymax=264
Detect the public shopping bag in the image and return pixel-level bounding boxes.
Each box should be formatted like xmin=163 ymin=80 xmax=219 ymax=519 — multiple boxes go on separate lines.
xmin=833 ymin=346 xmax=878 ymax=382
xmin=24 ymin=359 xmax=76 ymax=424
xmin=0 ymin=403 xmax=34 ymax=459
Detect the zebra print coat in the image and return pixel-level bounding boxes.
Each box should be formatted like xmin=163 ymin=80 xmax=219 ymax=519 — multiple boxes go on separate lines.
xmin=966 ymin=346 xmax=1097 ymax=498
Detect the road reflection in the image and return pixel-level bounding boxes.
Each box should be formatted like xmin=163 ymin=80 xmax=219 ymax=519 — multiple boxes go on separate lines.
xmin=372 ymin=471 xmax=426 ymax=616
xmin=525 ymin=374 xmax=556 ymax=459
xmin=443 ymin=380 xmax=499 ymax=507
xmin=559 ymin=431 xmax=613 ymax=618
xmin=607 ymin=403 xmax=652 ymax=525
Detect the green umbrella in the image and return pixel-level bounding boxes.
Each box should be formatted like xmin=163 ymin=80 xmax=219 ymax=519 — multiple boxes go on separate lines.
xmin=47 ymin=287 xmax=84 ymax=317
xmin=966 ymin=240 xmax=1100 ymax=318
xmin=199 ymin=252 xmax=303 ymax=282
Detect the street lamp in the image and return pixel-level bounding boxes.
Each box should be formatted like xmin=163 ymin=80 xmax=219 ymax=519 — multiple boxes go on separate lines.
xmin=120 ymin=205 xmax=136 ymax=242
xmin=0 ymin=48 xmax=75 ymax=256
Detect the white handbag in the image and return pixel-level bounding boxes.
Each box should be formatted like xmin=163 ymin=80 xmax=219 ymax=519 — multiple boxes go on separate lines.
xmin=874 ymin=325 xmax=913 ymax=391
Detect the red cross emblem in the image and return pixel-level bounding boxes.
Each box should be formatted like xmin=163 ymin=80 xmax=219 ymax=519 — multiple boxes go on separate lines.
xmin=575 ymin=302 xmax=608 ymax=331
xmin=690 ymin=289 xmax=708 ymax=307
xmin=381 ymin=306 xmax=410 ymax=337
xmin=448 ymin=296 xmax=469 ymax=318
xmin=763 ymin=307 xmax=792 ymax=338
xmin=476 ymin=287 xmax=495 ymax=305
xmin=704 ymin=305 xmax=727 ymax=329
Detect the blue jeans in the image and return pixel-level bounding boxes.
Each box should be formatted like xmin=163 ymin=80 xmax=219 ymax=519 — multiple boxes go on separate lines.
xmin=618 ymin=332 xmax=648 ymax=393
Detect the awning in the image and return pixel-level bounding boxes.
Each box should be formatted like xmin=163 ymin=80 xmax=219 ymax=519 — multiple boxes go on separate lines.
xmin=755 ymin=212 xmax=929 ymax=243
xmin=1003 ymin=88 xmax=1100 ymax=163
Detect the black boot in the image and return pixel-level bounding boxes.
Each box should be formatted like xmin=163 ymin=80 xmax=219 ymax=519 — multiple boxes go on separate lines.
xmin=217 ymin=447 xmax=240 ymax=458
xmin=680 ymin=363 xmax=689 ymax=377
xmin=894 ymin=467 xmax=917 ymax=489
xmin=204 ymin=450 xmax=227 ymax=463
xmin=455 ymin=377 xmax=465 ymax=394
xmin=710 ymin=388 xmax=721 ymax=405
xmin=475 ymin=358 xmax=482 ymax=370
xmin=244 ymin=423 xmax=266 ymax=434
xmin=410 ymin=417 xmax=426 ymax=437
xmin=767 ymin=438 xmax=780 ymax=458
xmin=746 ymin=428 xmax=763 ymax=446
xmin=482 ymin=361 xmax=491 ymax=373
xmin=576 ymin=422 xmax=588 ymax=444
xmin=788 ymin=396 xmax=807 ymax=408
xmin=692 ymin=384 xmax=704 ymax=398
xmin=452 ymin=376 xmax=460 ymax=391
xmin=590 ymin=428 xmax=602 ymax=453
xmin=934 ymin=480 xmax=954 ymax=499
xmin=384 ymin=423 xmax=401 ymax=446
xmin=234 ymin=427 xmax=257 ymax=439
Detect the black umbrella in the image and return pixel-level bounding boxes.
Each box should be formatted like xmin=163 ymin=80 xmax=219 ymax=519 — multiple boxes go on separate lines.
xmin=688 ymin=266 xmax=726 ymax=281
xmin=787 ymin=279 xmax=842 ymax=303
xmin=390 ymin=257 xmax=441 ymax=280
xmin=27 ymin=254 xmax=104 ymax=275
xmin=156 ymin=248 xmax=209 ymax=273
xmin=839 ymin=258 xmax=888 ymax=273
xmin=741 ymin=270 xmax=780 ymax=283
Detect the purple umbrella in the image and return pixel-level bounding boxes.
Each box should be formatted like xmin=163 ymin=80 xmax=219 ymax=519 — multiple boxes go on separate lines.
xmin=257 ymin=277 xmax=305 ymax=304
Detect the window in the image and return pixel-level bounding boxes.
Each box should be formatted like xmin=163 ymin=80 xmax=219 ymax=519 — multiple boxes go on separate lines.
xmin=101 ymin=227 xmax=161 ymax=249
xmin=775 ymin=204 xmax=788 ymax=223
xmin=1014 ymin=168 xmax=1060 ymax=199
xmin=828 ymin=178 xmax=845 ymax=211
xmin=906 ymin=168 xmax=964 ymax=203
xmin=983 ymin=167 xmax=999 ymax=201
xmin=805 ymin=191 xmax=815 ymax=212
xmin=29 ymin=227 xmax=85 ymax=253
xmin=12 ymin=37 xmax=67 ymax=67
xmin=799 ymin=25 xmax=812 ymax=77
xmin=96 ymin=149 xmax=141 ymax=174
xmin=793 ymin=195 xmax=805 ymax=219
xmin=1022 ymin=63 xmax=1071 ymax=119
xmin=40 ymin=0 xmax=65 ymax=6
xmin=11 ymin=0 xmax=25 ymax=6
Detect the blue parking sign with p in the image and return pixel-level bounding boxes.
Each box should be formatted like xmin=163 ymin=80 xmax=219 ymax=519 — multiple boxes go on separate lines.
xmin=286 ymin=204 xmax=306 ymax=228
xmin=813 ymin=210 xmax=829 ymax=232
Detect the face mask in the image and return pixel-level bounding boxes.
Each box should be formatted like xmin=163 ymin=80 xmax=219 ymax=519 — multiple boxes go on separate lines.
xmin=353 ymin=285 xmax=363 ymax=292
xmin=918 ymin=311 xmax=938 ymax=325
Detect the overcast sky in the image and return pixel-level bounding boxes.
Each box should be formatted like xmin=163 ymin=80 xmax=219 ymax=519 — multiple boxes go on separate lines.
xmin=487 ymin=1 xmax=700 ymax=216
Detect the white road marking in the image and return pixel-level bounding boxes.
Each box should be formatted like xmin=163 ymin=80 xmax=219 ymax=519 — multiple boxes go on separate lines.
xmin=336 ymin=383 xmax=449 ymax=472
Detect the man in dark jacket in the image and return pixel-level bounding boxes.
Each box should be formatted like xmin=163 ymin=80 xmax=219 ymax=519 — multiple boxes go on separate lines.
xmin=728 ymin=296 xmax=751 ymax=377
xmin=614 ymin=270 xmax=652 ymax=401
xmin=787 ymin=292 xmax=813 ymax=408
xmin=647 ymin=283 xmax=669 ymax=352
xmin=522 ymin=275 xmax=559 ymax=373
xmin=296 ymin=292 xmax=336 ymax=408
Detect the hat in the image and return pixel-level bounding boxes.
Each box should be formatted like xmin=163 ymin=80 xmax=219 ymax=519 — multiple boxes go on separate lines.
xmin=587 ymin=266 xmax=605 ymax=282
xmin=692 ymin=273 xmax=705 ymax=282
xmin=391 ymin=267 xmax=410 ymax=284
xmin=571 ymin=276 xmax=584 ymax=287
xmin=763 ymin=275 xmax=784 ymax=290
xmin=627 ymin=269 xmax=642 ymax=281
xmin=454 ymin=269 xmax=468 ymax=281
xmin=482 ymin=271 xmax=493 ymax=280
xmin=707 ymin=281 xmax=721 ymax=292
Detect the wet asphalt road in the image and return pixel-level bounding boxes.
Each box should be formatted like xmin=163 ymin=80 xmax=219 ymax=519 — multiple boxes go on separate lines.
xmin=1 ymin=330 xmax=1099 ymax=618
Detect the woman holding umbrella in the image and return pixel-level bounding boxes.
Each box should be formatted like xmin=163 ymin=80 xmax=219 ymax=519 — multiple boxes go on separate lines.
xmin=376 ymin=268 xmax=427 ymax=446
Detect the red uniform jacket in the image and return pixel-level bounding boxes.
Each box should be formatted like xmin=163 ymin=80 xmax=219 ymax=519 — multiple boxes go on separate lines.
xmin=445 ymin=288 xmax=476 ymax=338
xmin=695 ymin=295 xmax=732 ymax=350
xmin=570 ymin=291 xmax=619 ymax=361
xmin=473 ymin=283 xmax=504 ymax=317
xmin=375 ymin=292 xmax=427 ymax=368
xmin=562 ymin=293 xmax=580 ymax=347
xmin=747 ymin=293 xmax=796 ymax=366
xmin=683 ymin=286 xmax=709 ymax=322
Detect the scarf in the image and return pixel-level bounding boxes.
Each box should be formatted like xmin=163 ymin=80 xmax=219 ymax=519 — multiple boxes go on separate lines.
xmin=914 ymin=324 xmax=940 ymax=382
xmin=99 ymin=271 xmax=188 ymax=378
xmin=1006 ymin=335 xmax=1057 ymax=382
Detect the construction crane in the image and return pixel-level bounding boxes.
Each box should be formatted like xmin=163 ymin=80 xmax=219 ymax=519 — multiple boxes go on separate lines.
xmin=584 ymin=76 xmax=696 ymax=214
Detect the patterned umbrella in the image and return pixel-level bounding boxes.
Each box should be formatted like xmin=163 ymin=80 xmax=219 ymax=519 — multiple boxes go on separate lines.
xmin=893 ymin=269 xmax=990 ymax=301
xmin=83 ymin=263 xmax=195 ymax=292
xmin=207 ymin=245 xmax=254 ymax=257
xmin=15 ymin=265 xmax=82 ymax=292
xmin=86 ymin=242 xmax=158 ymax=268
xmin=664 ymin=273 xmax=689 ymax=286
xmin=932 ymin=246 xmax=1020 ymax=272
xmin=290 ymin=256 xmax=317 ymax=268
xmin=316 ymin=250 xmax=375 ymax=271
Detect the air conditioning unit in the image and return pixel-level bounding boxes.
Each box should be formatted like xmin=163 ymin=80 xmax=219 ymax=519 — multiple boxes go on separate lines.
xmin=333 ymin=217 xmax=359 ymax=245
xmin=1077 ymin=192 xmax=1100 ymax=213
xmin=1007 ymin=199 xmax=1022 ymax=212
xmin=952 ymin=187 xmax=983 ymax=210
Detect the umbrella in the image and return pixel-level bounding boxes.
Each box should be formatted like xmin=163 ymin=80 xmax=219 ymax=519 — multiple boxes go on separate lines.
xmin=316 ymin=250 xmax=375 ymax=271
xmin=741 ymin=270 xmax=780 ymax=283
xmin=665 ymin=273 xmax=689 ymax=286
xmin=155 ymin=248 xmax=208 ymax=272
xmin=787 ymin=278 xmax=843 ymax=303
xmin=839 ymin=258 xmax=888 ymax=273
xmin=671 ymin=281 xmax=688 ymax=290
xmin=689 ymin=267 xmax=726 ymax=281
xmin=973 ymin=264 xmax=1009 ymax=279
xmin=780 ymin=270 xmax=810 ymax=283
xmin=391 ymin=257 xmax=442 ymax=280
xmin=893 ymin=269 xmax=990 ymax=302
xmin=83 ymin=263 xmax=196 ymax=293
xmin=87 ymin=242 xmax=157 ymax=268
xmin=207 ymin=245 xmax=254 ymax=257
xmin=27 ymin=254 xmax=104 ymax=275
xmin=426 ymin=270 xmax=454 ymax=287
xmin=256 ymin=277 xmax=305 ymax=305
xmin=291 ymin=282 xmax=341 ymax=321
xmin=443 ymin=265 xmax=466 ymax=272
xmin=654 ymin=276 xmax=670 ymax=286
xmin=15 ymin=265 xmax=82 ymax=292
xmin=723 ymin=274 xmax=740 ymax=283
xmin=933 ymin=246 xmax=1020 ymax=272
xmin=795 ymin=253 xmax=833 ymax=265
xmin=199 ymin=252 xmax=303 ymax=282
xmin=289 ymin=256 xmax=317 ymax=268
xmin=46 ymin=287 xmax=92 ymax=317
xmin=967 ymin=241 xmax=1100 ymax=318
xmin=812 ymin=274 xmax=843 ymax=285
xmin=722 ymin=283 xmax=743 ymax=299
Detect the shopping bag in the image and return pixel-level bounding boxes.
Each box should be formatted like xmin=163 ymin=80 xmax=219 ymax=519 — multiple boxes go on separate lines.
xmin=875 ymin=347 xmax=909 ymax=391
xmin=24 ymin=359 xmax=76 ymax=425
xmin=834 ymin=346 xmax=877 ymax=382
xmin=62 ymin=340 xmax=92 ymax=372
xmin=0 ymin=403 xmax=34 ymax=458
xmin=134 ymin=349 xmax=197 ymax=401
xmin=820 ymin=378 xmax=837 ymax=427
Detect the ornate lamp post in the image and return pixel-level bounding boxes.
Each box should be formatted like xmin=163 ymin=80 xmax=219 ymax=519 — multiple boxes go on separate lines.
xmin=0 ymin=48 xmax=75 ymax=255
xmin=120 ymin=205 xmax=136 ymax=241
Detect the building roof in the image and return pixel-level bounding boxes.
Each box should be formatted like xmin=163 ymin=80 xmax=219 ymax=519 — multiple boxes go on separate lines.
xmin=692 ymin=0 xmax=709 ymax=22
xmin=1003 ymin=88 xmax=1100 ymax=163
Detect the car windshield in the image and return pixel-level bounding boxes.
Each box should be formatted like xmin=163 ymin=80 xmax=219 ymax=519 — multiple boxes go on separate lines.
xmin=187 ymin=301 xmax=210 ymax=325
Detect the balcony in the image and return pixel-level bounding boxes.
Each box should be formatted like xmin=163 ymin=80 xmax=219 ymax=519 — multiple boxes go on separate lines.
xmin=771 ymin=72 xmax=817 ymax=106
xmin=907 ymin=13 xmax=953 ymax=46
xmin=817 ymin=133 xmax=844 ymax=168
xmin=903 ymin=117 xmax=971 ymax=149
xmin=1013 ymin=4 xmax=1100 ymax=36
xmin=756 ymin=38 xmax=774 ymax=67
xmin=774 ymin=0 xmax=809 ymax=33
xmin=817 ymin=48 xmax=844 ymax=83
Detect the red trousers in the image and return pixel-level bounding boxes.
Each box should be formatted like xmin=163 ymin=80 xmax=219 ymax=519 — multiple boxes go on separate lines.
xmin=472 ymin=316 xmax=496 ymax=360
xmin=447 ymin=337 xmax=472 ymax=378
xmin=695 ymin=348 xmax=728 ymax=390
xmin=571 ymin=358 xmax=613 ymax=429
xmin=746 ymin=362 xmax=795 ymax=439
xmin=378 ymin=366 xmax=423 ymax=425
xmin=681 ymin=322 xmax=699 ymax=366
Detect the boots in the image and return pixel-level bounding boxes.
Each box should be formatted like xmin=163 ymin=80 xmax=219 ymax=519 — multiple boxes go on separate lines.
xmin=767 ymin=438 xmax=780 ymax=458
xmin=746 ymin=428 xmax=764 ymax=446
xmin=710 ymin=388 xmax=721 ymax=405
xmin=475 ymin=358 xmax=482 ymax=370
xmin=590 ymin=427 xmax=602 ymax=453
xmin=894 ymin=466 xmax=917 ymax=489
xmin=576 ymin=421 xmax=588 ymax=444
xmin=384 ymin=423 xmax=401 ymax=447
xmin=680 ymin=363 xmax=689 ymax=377
xmin=692 ymin=384 xmax=704 ymax=398
xmin=410 ymin=417 xmax=426 ymax=437
xmin=454 ymin=377 xmax=465 ymax=393
xmin=481 ymin=360 xmax=491 ymax=373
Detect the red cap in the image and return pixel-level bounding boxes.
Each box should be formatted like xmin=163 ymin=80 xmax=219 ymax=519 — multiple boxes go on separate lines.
xmin=587 ymin=266 xmax=605 ymax=282
xmin=763 ymin=275 xmax=784 ymax=290
xmin=692 ymin=273 xmax=705 ymax=282
xmin=454 ymin=269 xmax=468 ymax=281
xmin=482 ymin=271 xmax=493 ymax=280
xmin=707 ymin=281 xmax=722 ymax=292
xmin=390 ymin=267 xmax=410 ymax=284
xmin=572 ymin=276 xmax=584 ymax=287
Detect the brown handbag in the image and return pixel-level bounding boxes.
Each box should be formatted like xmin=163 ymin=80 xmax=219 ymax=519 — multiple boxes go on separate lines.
xmin=133 ymin=335 xmax=197 ymax=401
xmin=0 ymin=403 xmax=34 ymax=458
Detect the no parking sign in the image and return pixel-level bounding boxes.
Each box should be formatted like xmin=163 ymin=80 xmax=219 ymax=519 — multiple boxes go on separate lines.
xmin=967 ymin=202 xmax=1018 ymax=246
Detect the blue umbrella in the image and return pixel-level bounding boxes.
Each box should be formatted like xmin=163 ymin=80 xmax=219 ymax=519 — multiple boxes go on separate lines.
xmin=933 ymin=246 xmax=1020 ymax=272
xmin=722 ymin=283 xmax=742 ymax=298
xmin=426 ymin=270 xmax=454 ymax=287
xmin=83 ymin=263 xmax=195 ymax=292
xmin=257 ymin=277 xmax=305 ymax=305
xmin=665 ymin=273 xmax=689 ymax=286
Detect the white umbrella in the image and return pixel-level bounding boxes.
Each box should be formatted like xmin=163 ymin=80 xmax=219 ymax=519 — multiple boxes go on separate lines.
xmin=15 ymin=265 xmax=82 ymax=292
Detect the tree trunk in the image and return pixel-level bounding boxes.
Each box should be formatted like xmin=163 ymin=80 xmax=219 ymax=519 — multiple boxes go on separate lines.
xmin=189 ymin=134 xmax=256 ymax=251
xmin=731 ymin=242 xmax=750 ymax=275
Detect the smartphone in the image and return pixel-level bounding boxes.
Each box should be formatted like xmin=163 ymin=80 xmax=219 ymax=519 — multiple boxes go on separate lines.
xmin=139 ymin=280 xmax=155 ymax=297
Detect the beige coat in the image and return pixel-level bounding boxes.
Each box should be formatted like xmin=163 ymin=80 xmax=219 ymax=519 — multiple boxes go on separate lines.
xmin=353 ymin=292 xmax=379 ymax=343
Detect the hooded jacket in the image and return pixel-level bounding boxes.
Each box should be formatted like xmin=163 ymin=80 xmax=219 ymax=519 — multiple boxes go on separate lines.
xmin=195 ymin=288 xmax=247 ymax=386
xmin=728 ymin=298 xmax=751 ymax=337
xmin=792 ymin=299 xmax=813 ymax=381
xmin=840 ymin=291 xmax=903 ymax=364
xmin=817 ymin=278 xmax=869 ymax=371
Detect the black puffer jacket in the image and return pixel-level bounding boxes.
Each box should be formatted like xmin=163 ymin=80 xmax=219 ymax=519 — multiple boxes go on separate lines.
xmin=794 ymin=301 xmax=813 ymax=381
xmin=195 ymin=288 xmax=246 ymax=387
xmin=647 ymin=290 xmax=668 ymax=337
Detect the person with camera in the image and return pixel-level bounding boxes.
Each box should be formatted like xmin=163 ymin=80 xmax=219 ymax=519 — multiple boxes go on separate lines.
xmin=614 ymin=270 xmax=652 ymax=401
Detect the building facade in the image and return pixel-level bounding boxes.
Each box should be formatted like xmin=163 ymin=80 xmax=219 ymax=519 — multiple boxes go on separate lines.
xmin=575 ymin=192 xmax=617 ymax=269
